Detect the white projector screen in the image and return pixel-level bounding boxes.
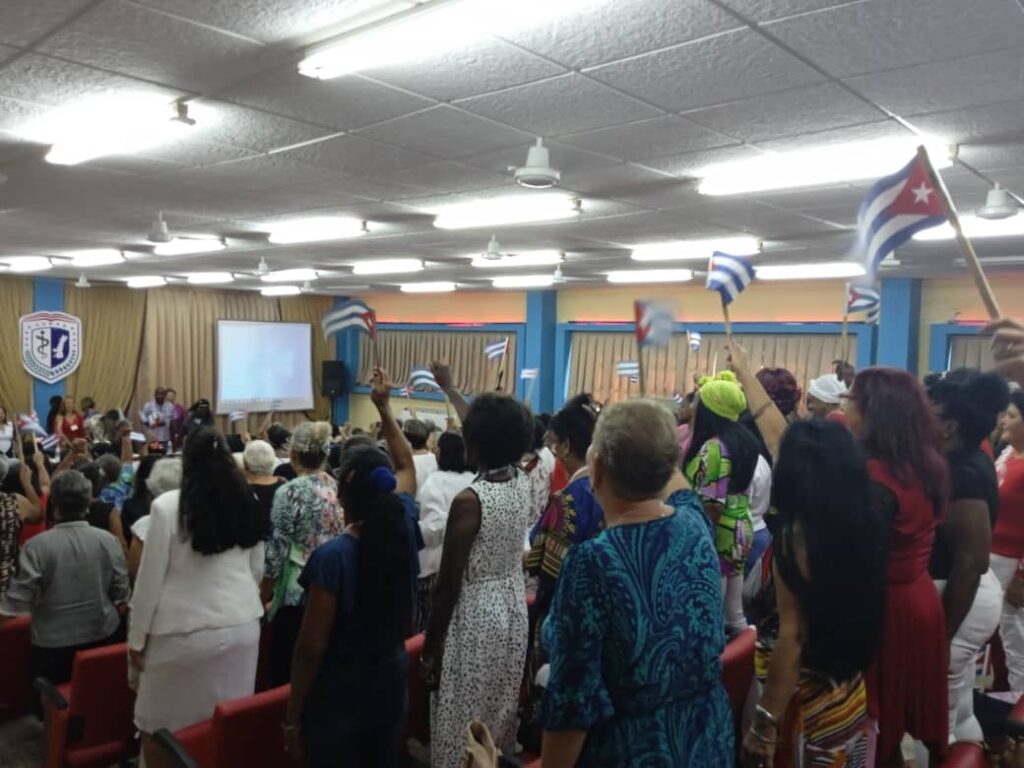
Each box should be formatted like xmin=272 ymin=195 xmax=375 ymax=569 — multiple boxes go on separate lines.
xmin=216 ymin=320 xmax=314 ymax=414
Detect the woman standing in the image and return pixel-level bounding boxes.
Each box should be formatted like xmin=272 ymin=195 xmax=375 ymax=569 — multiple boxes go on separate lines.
xmin=993 ymin=390 xmax=1024 ymax=689
xmin=0 ymin=406 xmax=14 ymax=457
xmin=263 ymin=421 xmax=343 ymax=687
xmin=0 ymin=455 xmax=44 ymax=598
xmin=423 ymin=393 xmax=534 ymax=768
xmin=542 ymin=400 xmax=733 ymax=766
xmin=845 ymin=368 xmax=950 ymax=766
xmin=129 ymin=428 xmax=270 ymax=766
xmin=55 ymin=396 xmax=85 ymax=444
xmin=416 ymin=432 xmax=475 ymax=633
xmin=243 ymin=440 xmax=285 ymax=533
xmin=683 ymin=372 xmax=759 ymax=634
xmin=120 ymin=455 xmax=162 ymax=547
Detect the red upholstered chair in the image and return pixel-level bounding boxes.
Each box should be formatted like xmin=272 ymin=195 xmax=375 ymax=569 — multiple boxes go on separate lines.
xmin=406 ymin=633 xmax=430 ymax=745
xmin=0 ymin=616 xmax=32 ymax=723
xmin=940 ymin=741 xmax=986 ymax=767
xmin=35 ymin=642 xmax=137 ymax=768
xmin=156 ymin=684 xmax=291 ymax=768
xmin=720 ymin=627 xmax=756 ymax=734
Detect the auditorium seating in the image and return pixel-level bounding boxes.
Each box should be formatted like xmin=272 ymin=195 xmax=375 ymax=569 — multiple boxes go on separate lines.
xmin=35 ymin=642 xmax=137 ymax=768
xmin=940 ymin=742 xmax=987 ymax=767
xmin=0 ymin=616 xmax=32 ymax=723
xmin=721 ymin=627 xmax=756 ymax=733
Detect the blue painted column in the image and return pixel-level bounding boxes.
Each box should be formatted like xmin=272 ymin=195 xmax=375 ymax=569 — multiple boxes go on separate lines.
xmin=524 ymin=290 xmax=557 ymax=413
xmin=32 ymin=277 xmax=66 ymax=412
xmin=331 ymin=297 xmax=361 ymax=425
xmin=877 ymin=277 xmax=921 ymax=373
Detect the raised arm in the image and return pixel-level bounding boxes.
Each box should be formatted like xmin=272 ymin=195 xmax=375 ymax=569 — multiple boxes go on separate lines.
xmin=370 ymin=367 xmax=416 ymax=497
xmin=430 ymin=361 xmax=470 ymax=424
xmin=728 ymin=341 xmax=787 ymax=462
xmin=985 ymin=317 xmax=1024 ymax=386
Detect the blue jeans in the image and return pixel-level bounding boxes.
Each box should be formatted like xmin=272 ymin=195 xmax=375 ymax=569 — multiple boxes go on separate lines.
xmin=744 ymin=527 xmax=772 ymax=577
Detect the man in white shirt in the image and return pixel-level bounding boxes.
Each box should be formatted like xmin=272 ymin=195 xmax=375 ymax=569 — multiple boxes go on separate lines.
xmin=140 ymin=387 xmax=175 ymax=446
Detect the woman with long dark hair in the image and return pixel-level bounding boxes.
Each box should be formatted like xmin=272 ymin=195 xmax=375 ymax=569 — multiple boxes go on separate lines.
xmin=282 ymin=369 xmax=417 ymax=768
xmin=129 ymin=427 xmax=271 ymax=767
xmin=683 ymin=371 xmax=759 ymax=633
xmin=845 ymin=368 xmax=950 ymax=766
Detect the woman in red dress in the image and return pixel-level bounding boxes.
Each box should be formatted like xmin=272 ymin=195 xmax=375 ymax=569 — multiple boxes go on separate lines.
xmin=845 ymin=368 xmax=950 ymax=766
xmin=55 ymin=396 xmax=85 ymax=444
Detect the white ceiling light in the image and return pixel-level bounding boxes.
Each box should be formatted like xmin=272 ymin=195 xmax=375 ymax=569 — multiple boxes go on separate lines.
xmin=75 ymin=274 xmax=91 ymax=289
xmin=300 ymin=281 xmax=313 ymax=294
xmin=126 ymin=276 xmax=167 ymax=288
xmin=697 ymin=138 xmax=955 ymax=196
xmin=298 ymin=0 xmax=595 ymax=79
xmin=471 ymin=250 xmax=562 ymax=268
xmin=68 ymin=249 xmax=124 ymax=267
xmin=186 ymin=272 xmax=234 ymax=285
xmin=14 ymin=94 xmax=198 ymax=166
xmin=492 ymin=274 xmax=555 ymax=289
xmin=1 ymin=256 xmax=52 ymax=273
xmin=433 ymin=195 xmax=581 ymax=230
xmin=479 ymin=235 xmax=505 ymax=261
xmin=511 ymin=138 xmax=560 ymax=189
xmin=350 ymin=258 xmax=424 ymax=275
xmin=607 ymin=269 xmax=694 ymax=284
xmin=755 ymin=262 xmax=867 ymax=281
xmin=913 ymin=214 xmax=1024 ymax=241
xmin=976 ymin=184 xmax=1019 ymax=220
xmin=153 ymin=238 xmax=226 ymax=256
xmin=261 ymin=285 xmax=301 ymax=296
xmin=266 ymin=217 xmax=366 ymax=245
xmin=262 ymin=268 xmax=318 ymax=283
xmin=631 ymin=236 xmax=761 ymax=262
xmin=552 ymin=264 xmax=567 ymax=284
xmin=257 ymin=257 xmax=270 ymax=276
xmin=147 ymin=211 xmax=173 ymax=243
xmin=400 ymin=281 xmax=457 ymax=293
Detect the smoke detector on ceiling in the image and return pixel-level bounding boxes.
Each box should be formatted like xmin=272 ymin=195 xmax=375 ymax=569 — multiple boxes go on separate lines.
xmin=75 ymin=273 xmax=91 ymax=289
xmin=480 ymin=235 xmax=505 ymax=261
xmin=977 ymin=184 xmax=1019 ymax=220
xmin=257 ymin=257 xmax=270 ymax=275
xmin=510 ymin=138 xmax=561 ymax=189
xmin=147 ymin=211 xmax=173 ymax=243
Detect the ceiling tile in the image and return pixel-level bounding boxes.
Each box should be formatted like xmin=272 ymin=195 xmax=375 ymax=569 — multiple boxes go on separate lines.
xmin=685 ymin=199 xmax=844 ymax=238
xmin=38 ymin=0 xmax=283 ymax=93
xmin=135 ymin=139 xmax=260 ymax=168
xmin=0 ymin=44 xmax=21 ymax=64
xmin=956 ymin=142 xmax=1024 ymax=173
xmin=354 ymin=106 xmax=534 ymax=160
xmin=683 ymin=83 xmax=883 ymax=143
xmin=159 ymin=155 xmax=349 ymax=191
xmin=767 ymin=0 xmax=1024 ymax=78
xmin=455 ymin=74 xmax=662 ymax=136
xmin=500 ymin=0 xmax=740 ymax=70
xmin=281 ymin=133 xmax=434 ymax=176
xmin=844 ymin=47 xmax=1024 ymax=118
xmin=562 ymin=163 xmax=700 ymax=210
xmin=201 ymin=102 xmax=338 ymax=152
xmin=0 ymin=96 xmax=50 ymax=133
xmin=367 ymin=38 xmax=566 ymax=102
xmin=0 ymin=0 xmax=96 ymax=47
xmin=641 ymin=144 xmax=769 ymax=178
xmin=217 ymin=70 xmax=431 ymax=131
xmin=752 ymin=119 xmax=913 ymax=152
xmin=910 ymin=99 xmax=1024 ymax=144
xmin=381 ymin=161 xmax=510 ymax=194
xmin=558 ymin=116 xmax=736 ymax=161
xmin=716 ymin=0 xmax=867 ymax=23
xmin=586 ymin=29 xmax=824 ymax=112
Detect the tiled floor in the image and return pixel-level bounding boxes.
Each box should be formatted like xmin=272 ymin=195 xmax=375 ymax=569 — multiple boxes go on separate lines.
xmin=0 ymin=716 xmax=43 ymax=768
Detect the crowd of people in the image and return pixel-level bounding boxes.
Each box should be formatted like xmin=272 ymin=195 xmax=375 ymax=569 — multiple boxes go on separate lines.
xmin=1 ymin=317 xmax=1024 ymax=767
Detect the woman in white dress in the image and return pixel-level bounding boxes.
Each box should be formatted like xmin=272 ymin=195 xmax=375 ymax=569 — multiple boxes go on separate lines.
xmin=422 ymin=392 xmax=534 ymax=768
xmin=129 ymin=427 xmax=271 ymax=766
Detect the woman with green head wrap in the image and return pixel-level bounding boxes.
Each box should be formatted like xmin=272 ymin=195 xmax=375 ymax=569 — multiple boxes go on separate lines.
xmin=683 ymin=371 xmax=760 ymax=634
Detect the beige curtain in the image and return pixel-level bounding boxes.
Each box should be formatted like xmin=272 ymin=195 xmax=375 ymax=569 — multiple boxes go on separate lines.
xmin=279 ymin=294 xmax=334 ymax=420
xmin=358 ymin=330 xmax=518 ymax=394
xmin=64 ymin=284 xmax=147 ymax=411
xmin=569 ymin=332 xmax=856 ymax=404
xmin=949 ymin=334 xmax=993 ymax=371
xmin=0 ymin=277 xmax=32 ymax=413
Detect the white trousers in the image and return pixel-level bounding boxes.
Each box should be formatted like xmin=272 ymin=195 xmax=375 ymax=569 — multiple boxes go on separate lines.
xmin=992 ymin=554 xmax=1024 ymax=690
xmin=723 ymin=573 xmax=746 ymax=633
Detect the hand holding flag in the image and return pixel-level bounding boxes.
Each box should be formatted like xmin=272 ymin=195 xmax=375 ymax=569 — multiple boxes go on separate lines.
xmin=706 ymin=251 xmax=754 ymax=341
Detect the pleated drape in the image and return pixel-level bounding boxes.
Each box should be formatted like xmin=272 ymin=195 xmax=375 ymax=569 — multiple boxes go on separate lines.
xmin=949 ymin=334 xmax=992 ymax=372
xmin=0 ymin=277 xmax=33 ymax=413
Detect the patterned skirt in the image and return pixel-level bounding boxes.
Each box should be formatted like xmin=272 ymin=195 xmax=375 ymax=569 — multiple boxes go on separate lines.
xmin=415 ymin=573 xmax=438 ymax=635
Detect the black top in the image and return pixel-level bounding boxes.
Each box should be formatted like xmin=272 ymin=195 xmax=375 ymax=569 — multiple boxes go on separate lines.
xmin=274 ymin=463 xmax=297 ymax=481
xmin=120 ymin=496 xmax=149 ymax=545
xmin=250 ymin=480 xmax=283 ymax=532
xmin=929 ymin=445 xmax=999 ymax=579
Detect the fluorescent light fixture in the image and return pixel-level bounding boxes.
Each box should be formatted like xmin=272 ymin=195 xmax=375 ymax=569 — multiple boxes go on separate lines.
xmin=491 ymin=274 xmax=555 ymax=289
xmin=607 ymin=269 xmax=694 ymax=284
xmin=266 ymin=217 xmax=366 ymax=245
xmin=186 ymin=272 xmax=234 ymax=285
xmin=400 ymin=281 xmax=457 ymax=293
xmin=433 ymin=195 xmax=580 ymax=230
xmin=350 ymin=258 xmax=424 ymax=276
xmin=697 ymin=138 xmax=955 ymax=196
xmin=913 ymin=214 xmax=1024 ymax=242
xmin=1 ymin=256 xmax=52 ymax=273
xmin=299 ymin=0 xmax=595 ymax=79
xmin=471 ymin=250 xmax=562 ymax=268
xmin=14 ymin=94 xmax=197 ymax=166
xmin=262 ymin=268 xmax=318 ymax=283
xmin=755 ymin=262 xmax=867 ymax=281
xmin=261 ymin=285 xmax=301 ymax=296
xmin=631 ymin=236 xmax=761 ymax=262
xmin=66 ymin=249 xmax=124 ymax=267
xmin=152 ymin=238 xmax=226 ymax=256
xmin=126 ymin=276 xmax=167 ymax=288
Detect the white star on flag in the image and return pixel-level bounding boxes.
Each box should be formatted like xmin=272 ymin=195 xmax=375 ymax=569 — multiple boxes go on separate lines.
xmin=912 ymin=183 xmax=933 ymax=204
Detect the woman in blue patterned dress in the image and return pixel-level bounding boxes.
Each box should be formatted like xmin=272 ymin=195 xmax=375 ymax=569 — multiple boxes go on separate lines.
xmin=541 ymin=399 xmax=734 ymax=767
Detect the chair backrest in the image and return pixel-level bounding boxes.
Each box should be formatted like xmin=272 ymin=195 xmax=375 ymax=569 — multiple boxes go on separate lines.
xmin=210 ymin=684 xmax=290 ymax=768
xmin=405 ymin=633 xmax=429 ymax=743
xmin=67 ymin=642 xmax=135 ymax=748
xmin=0 ymin=616 xmax=32 ymax=721
xmin=720 ymin=628 xmax=756 ymax=732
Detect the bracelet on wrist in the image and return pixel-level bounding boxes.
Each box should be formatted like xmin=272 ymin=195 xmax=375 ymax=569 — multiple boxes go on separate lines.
xmin=748 ymin=727 xmax=778 ymax=745
xmin=754 ymin=704 xmax=780 ymax=728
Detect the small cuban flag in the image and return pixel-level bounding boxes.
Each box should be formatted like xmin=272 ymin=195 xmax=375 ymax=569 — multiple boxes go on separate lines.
xmin=673 ymin=391 xmax=684 ymax=406
xmin=17 ymin=412 xmax=47 ymax=438
xmin=616 ymin=361 xmax=640 ymax=383
xmin=321 ymin=299 xmax=376 ymax=339
xmin=847 ymin=284 xmax=881 ymax=325
xmin=855 ymin=152 xmax=946 ymax=275
xmin=229 ymin=410 xmax=248 ymax=422
xmin=409 ymin=367 xmax=440 ymax=391
xmin=393 ymin=385 xmax=411 ymax=398
xmin=129 ymin=431 xmax=147 ymax=443
xmin=706 ymin=252 xmax=755 ymax=305
xmin=520 ymin=368 xmax=539 ymax=380
xmin=633 ymin=300 xmax=674 ymax=348
xmin=484 ymin=338 xmax=509 ymax=360
xmin=40 ymin=433 xmax=61 ymax=452
xmin=687 ymin=330 xmax=702 ymax=352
